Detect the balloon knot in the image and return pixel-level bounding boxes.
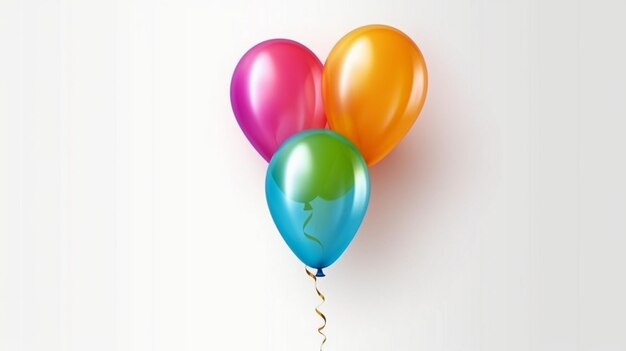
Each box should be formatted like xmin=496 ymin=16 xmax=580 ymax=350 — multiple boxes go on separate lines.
xmin=316 ymin=268 xmax=325 ymax=277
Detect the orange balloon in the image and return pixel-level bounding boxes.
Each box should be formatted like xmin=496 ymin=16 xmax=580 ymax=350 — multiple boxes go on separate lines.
xmin=323 ymin=25 xmax=428 ymax=166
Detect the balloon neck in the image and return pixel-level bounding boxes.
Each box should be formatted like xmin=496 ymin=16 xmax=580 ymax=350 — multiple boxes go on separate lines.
xmin=315 ymin=268 xmax=325 ymax=277
xmin=304 ymin=202 xmax=312 ymax=211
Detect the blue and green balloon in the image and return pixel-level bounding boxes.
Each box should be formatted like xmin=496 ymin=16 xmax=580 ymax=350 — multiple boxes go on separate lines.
xmin=265 ymin=130 xmax=370 ymax=277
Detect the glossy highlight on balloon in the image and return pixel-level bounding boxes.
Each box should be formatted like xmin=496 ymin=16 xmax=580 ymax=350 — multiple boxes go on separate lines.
xmin=231 ymin=39 xmax=326 ymax=162
xmin=265 ymin=130 xmax=370 ymax=271
xmin=323 ymin=25 xmax=428 ymax=166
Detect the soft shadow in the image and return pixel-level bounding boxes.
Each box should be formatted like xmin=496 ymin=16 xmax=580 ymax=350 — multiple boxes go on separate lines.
xmin=341 ymin=100 xmax=449 ymax=283
xmin=334 ymin=48 xmax=502 ymax=286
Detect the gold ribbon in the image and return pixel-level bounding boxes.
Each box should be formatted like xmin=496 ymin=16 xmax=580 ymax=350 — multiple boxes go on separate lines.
xmin=305 ymin=266 xmax=327 ymax=351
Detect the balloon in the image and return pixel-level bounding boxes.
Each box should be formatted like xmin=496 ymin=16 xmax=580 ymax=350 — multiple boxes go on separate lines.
xmin=322 ymin=25 xmax=428 ymax=166
xmin=231 ymin=39 xmax=326 ymax=162
xmin=266 ymin=129 xmax=370 ymax=276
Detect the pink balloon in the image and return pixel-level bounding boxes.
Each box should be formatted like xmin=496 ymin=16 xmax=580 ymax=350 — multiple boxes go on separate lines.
xmin=230 ymin=39 xmax=326 ymax=162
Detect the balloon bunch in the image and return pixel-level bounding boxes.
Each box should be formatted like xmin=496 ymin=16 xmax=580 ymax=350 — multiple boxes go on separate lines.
xmin=231 ymin=24 xmax=427 ymax=348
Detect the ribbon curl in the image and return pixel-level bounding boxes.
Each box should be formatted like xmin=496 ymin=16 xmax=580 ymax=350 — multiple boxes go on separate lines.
xmin=305 ymin=266 xmax=327 ymax=351
xmin=303 ymin=202 xmax=323 ymax=247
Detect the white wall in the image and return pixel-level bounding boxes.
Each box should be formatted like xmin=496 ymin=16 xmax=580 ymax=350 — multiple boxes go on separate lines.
xmin=1 ymin=0 xmax=626 ymax=350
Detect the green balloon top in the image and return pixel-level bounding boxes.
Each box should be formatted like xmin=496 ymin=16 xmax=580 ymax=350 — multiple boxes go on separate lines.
xmin=269 ymin=129 xmax=367 ymax=204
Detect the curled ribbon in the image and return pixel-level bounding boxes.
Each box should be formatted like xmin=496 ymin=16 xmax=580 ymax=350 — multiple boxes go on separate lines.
xmin=305 ymin=266 xmax=327 ymax=351
xmin=303 ymin=202 xmax=323 ymax=247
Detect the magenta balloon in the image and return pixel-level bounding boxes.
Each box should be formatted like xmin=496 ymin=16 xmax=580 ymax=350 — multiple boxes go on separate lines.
xmin=230 ymin=39 xmax=326 ymax=162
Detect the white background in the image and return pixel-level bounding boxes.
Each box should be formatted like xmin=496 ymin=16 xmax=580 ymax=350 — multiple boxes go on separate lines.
xmin=1 ymin=0 xmax=626 ymax=350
